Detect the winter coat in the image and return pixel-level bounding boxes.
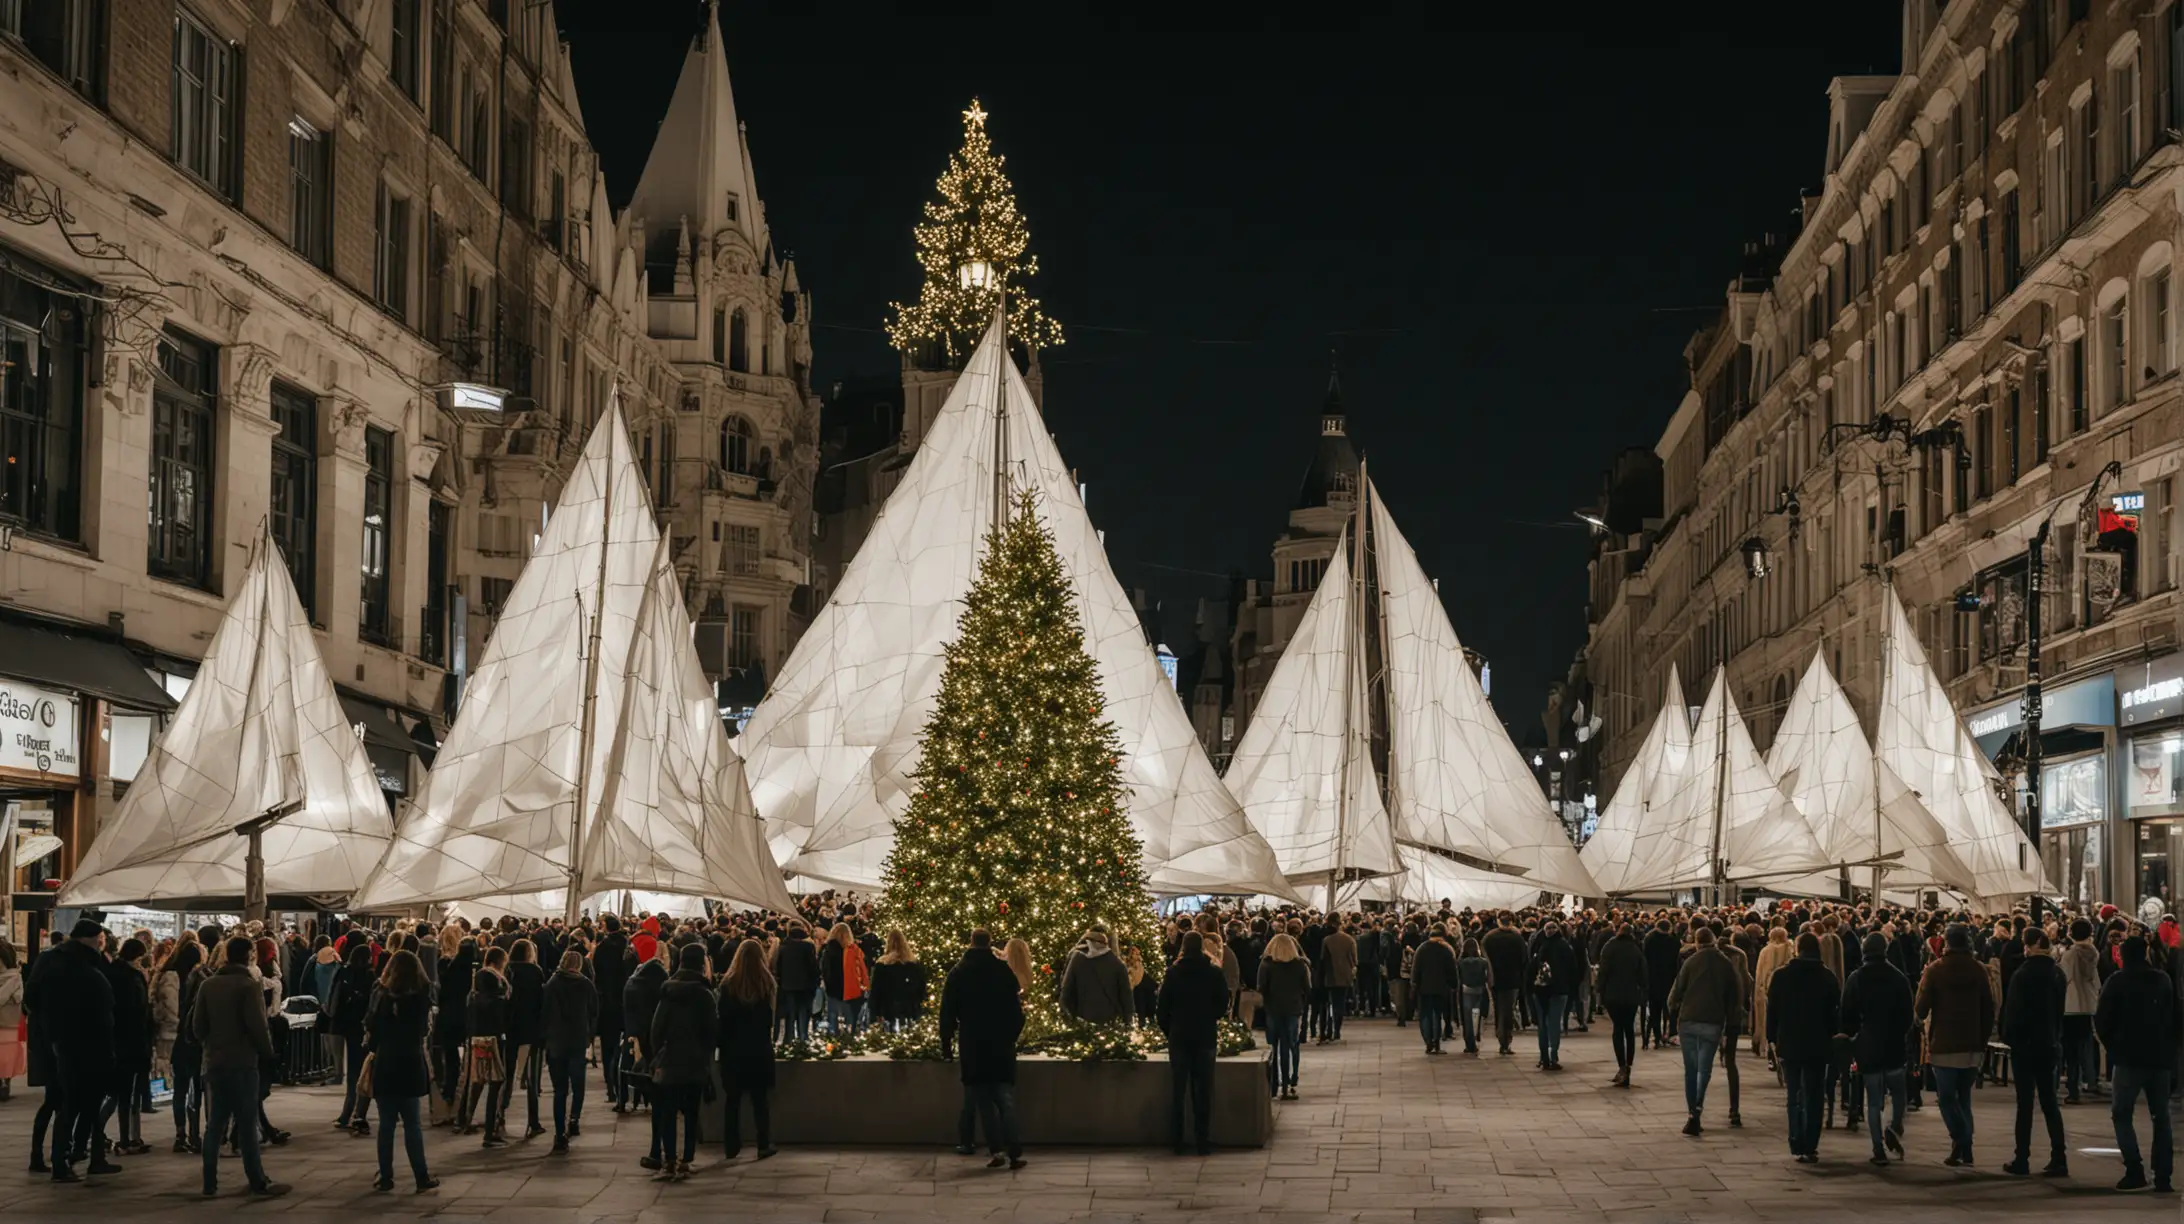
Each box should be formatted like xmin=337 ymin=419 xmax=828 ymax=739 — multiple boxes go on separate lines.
xmin=363 ymin=987 xmax=433 ymax=1100
xmin=26 ymin=940 xmax=115 ymax=1078
xmin=0 ymin=964 xmax=19 ymax=1031
xmin=436 ymin=947 xmax=475 ymax=1043
xmin=1256 ymin=957 xmax=1311 ymax=1018
xmin=1319 ymin=930 xmax=1359 ymax=987
xmin=191 ymin=965 xmax=273 ymax=1073
xmin=1157 ymin=951 xmax=1231 ymax=1052
xmin=819 ymin=940 xmax=867 ymax=1002
xmin=622 ymin=959 xmax=668 ymax=1053
xmin=1764 ymin=955 xmax=1841 ymax=1063
xmin=151 ymin=968 xmax=183 ymax=1045
xmin=308 ymin=951 xmax=339 ymax=1006
xmin=2094 ymin=963 xmax=2180 ymax=1071
xmin=105 ymin=959 xmax=153 ymax=1075
xmin=465 ymin=969 xmax=511 ymax=1045
xmin=1914 ymin=949 xmax=1997 ymax=1058
xmin=773 ymin=931 xmax=821 ymax=998
xmin=1455 ymin=955 xmax=1490 ymax=994
xmin=1527 ymin=933 xmax=1579 ymax=999
xmin=939 ymin=949 xmax=1024 ymax=1085
xmin=541 ymin=968 xmax=599 ymax=1060
xmin=869 ymin=960 xmax=930 ymax=1023
xmin=647 ymin=972 xmax=718 ymax=1087
xmin=593 ymin=933 xmax=632 ymax=1034
xmin=716 ymin=991 xmax=777 ymax=1092
xmin=506 ymin=960 xmax=547 ymax=1048
xmin=1410 ymin=938 xmax=1459 ymax=998
xmin=1839 ymin=959 xmax=1915 ymax=1072
xmin=1641 ymin=929 xmax=1682 ymax=997
xmin=1665 ymin=946 xmax=1745 ymax=1031
xmin=1595 ymin=933 xmax=1648 ymax=1009
xmin=326 ymin=963 xmax=375 ymax=1041
xmin=2058 ymin=941 xmax=2101 ymax=1014
xmin=1480 ymin=929 xmax=1527 ymax=991
xmin=2002 ymin=954 xmax=2067 ymax=1060
xmin=1059 ymin=945 xmax=1134 ymax=1024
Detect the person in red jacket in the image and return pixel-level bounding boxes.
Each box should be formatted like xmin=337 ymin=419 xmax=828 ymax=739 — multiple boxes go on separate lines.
xmin=631 ymin=917 xmax=661 ymax=967
xmin=820 ymin=924 xmax=868 ymax=1036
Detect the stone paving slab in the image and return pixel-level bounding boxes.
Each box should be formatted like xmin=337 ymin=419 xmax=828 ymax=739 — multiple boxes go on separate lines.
xmin=0 ymin=1014 xmax=2170 ymax=1221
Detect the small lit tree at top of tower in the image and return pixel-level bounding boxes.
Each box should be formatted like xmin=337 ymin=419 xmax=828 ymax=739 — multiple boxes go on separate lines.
xmin=885 ymin=99 xmax=1065 ymax=367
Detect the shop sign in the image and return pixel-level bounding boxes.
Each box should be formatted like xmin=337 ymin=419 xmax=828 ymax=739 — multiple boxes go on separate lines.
xmin=2118 ymin=653 xmax=2184 ymax=727
xmin=0 ymin=680 xmax=80 ymax=777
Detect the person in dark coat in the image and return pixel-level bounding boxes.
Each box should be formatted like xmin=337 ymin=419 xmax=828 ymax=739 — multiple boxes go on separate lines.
xmin=363 ymin=950 xmax=437 ymax=1193
xmin=24 ymin=919 xmax=116 ymax=1181
xmin=1526 ymin=923 xmax=1579 ymax=1071
xmin=2000 ymin=926 xmax=2069 ymax=1178
xmin=938 ymin=929 xmax=1026 ymax=1169
xmin=716 ymin=940 xmax=779 ymax=1160
xmin=1840 ymin=932 xmax=1914 ymax=1164
xmin=1596 ymin=923 xmax=1648 ymax=1086
xmin=647 ymin=945 xmax=716 ymax=1181
xmin=540 ymin=950 xmax=598 ymax=1151
xmin=328 ymin=942 xmax=377 ymax=1134
xmin=770 ymin=924 xmax=821 ymax=1043
xmin=2095 ymin=935 xmax=2179 ymax=1192
xmin=1766 ymin=933 xmax=1841 ymax=1162
xmin=462 ymin=952 xmax=513 ymax=1145
xmin=1915 ymin=926 xmax=1997 ymax=1166
xmin=433 ymin=939 xmax=476 ymax=1119
xmin=192 ymin=937 xmax=283 ymax=1198
xmin=1480 ymin=917 xmax=1527 ymax=1055
xmin=1410 ymin=926 xmax=1460 ymax=1056
xmin=621 ymin=951 xmax=669 ymax=1142
xmin=869 ymin=931 xmax=930 ymax=1031
xmin=592 ymin=921 xmax=633 ymax=1111
xmin=1060 ymin=928 xmax=1134 ymax=1025
xmin=103 ymin=938 xmax=153 ymax=1157
xmin=1158 ymin=932 xmax=1231 ymax=1156
xmin=505 ymin=940 xmax=548 ymax=1137
xmin=1255 ymin=934 xmax=1311 ymax=1098
xmin=1642 ymin=919 xmax=1682 ymax=1049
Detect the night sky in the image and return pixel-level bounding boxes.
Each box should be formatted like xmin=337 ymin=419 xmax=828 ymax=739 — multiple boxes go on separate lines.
xmin=551 ymin=0 xmax=1905 ymax=728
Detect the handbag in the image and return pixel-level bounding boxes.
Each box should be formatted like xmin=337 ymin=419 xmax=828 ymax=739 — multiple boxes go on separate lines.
xmin=355 ymin=1052 xmax=376 ymax=1097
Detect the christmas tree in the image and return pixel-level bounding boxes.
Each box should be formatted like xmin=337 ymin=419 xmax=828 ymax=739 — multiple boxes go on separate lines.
xmin=878 ymin=491 xmax=1157 ymax=1000
xmin=885 ymin=99 xmax=1065 ymax=367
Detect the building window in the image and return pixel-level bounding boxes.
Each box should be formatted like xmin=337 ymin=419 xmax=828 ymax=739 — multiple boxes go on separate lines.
xmin=2104 ymin=294 xmax=2129 ymax=408
xmin=423 ymin=213 xmax=447 ymax=342
xmin=650 ymin=421 xmax=675 ymax=501
xmin=1976 ymin=557 xmax=2029 ymax=661
xmin=388 ymin=0 xmax=419 ymax=100
xmin=150 ymin=329 xmax=217 ymax=589
xmin=2000 ymin=189 xmax=2022 ymax=293
xmin=2069 ymin=334 xmax=2088 ymax=433
xmin=727 ymin=524 xmax=760 ymax=576
xmin=719 ymin=415 xmax=752 ymax=474
xmin=287 ymin=120 xmax=332 ymax=268
xmin=421 ymin=498 xmax=449 ymax=665
xmin=712 ymin=306 xmax=726 ymax=364
xmin=0 ymin=261 xmax=87 ymax=542
xmin=547 ymin=168 xmax=565 ymax=251
xmin=428 ymin=0 xmax=452 ymax=140
xmin=729 ymin=605 xmax=760 ymax=671
xmin=478 ymin=576 xmax=513 ymax=614
xmin=268 ymin=383 xmax=317 ymax=618
xmin=499 ymin=113 xmax=530 ymax=218
xmin=2081 ymin=86 xmax=2101 ymax=211
xmin=2 ymin=0 xmax=104 ymax=99
xmin=2114 ymin=52 xmax=2140 ymax=184
xmin=465 ymin=70 xmax=492 ymax=183
xmin=2148 ymin=267 xmax=2173 ymax=377
xmin=362 ymin=426 xmax=393 ymax=645
xmin=171 ymin=7 xmax=237 ymax=198
xmin=728 ymin=308 xmax=748 ymax=372
xmin=374 ymin=181 xmax=410 ymax=318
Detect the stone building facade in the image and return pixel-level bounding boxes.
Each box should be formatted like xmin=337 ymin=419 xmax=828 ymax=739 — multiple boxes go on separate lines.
xmin=0 ymin=0 xmax=815 ymax=942
xmin=1582 ymin=0 xmax=2184 ymax=911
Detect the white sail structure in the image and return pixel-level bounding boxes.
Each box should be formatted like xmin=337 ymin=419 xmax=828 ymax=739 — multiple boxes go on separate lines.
xmin=1222 ymin=538 xmax=1399 ymax=889
xmin=1767 ymin=650 xmax=1975 ymax=898
xmin=352 ymin=400 xmax=793 ymax=916
xmin=1583 ymin=668 xmax=1823 ymax=894
xmin=1873 ymin=589 xmax=2047 ymax=904
xmin=60 ymin=535 xmax=392 ymax=906
xmin=738 ymin=316 xmax=1294 ymax=899
xmin=1580 ymin=665 xmax=1693 ymax=895
xmin=1371 ymin=489 xmax=1598 ymax=896
xmin=1338 ymin=845 xmax=1549 ymax=911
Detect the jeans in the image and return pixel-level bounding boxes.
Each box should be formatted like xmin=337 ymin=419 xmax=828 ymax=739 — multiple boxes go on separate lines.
xmin=824 ymin=995 xmax=862 ymax=1036
xmin=1863 ymin=1067 xmax=1907 ymax=1153
xmin=2112 ymin=1065 xmax=2175 ymax=1181
xmin=780 ymin=1001 xmax=813 ymax=1044
xmin=337 ymin=1036 xmax=370 ymax=1125
xmin=373 ymin=1094 xmax=429 ymax=1186
xmin=651 ymin=1083 xmax=699 ymax=1163
xmin=1326 ymin=987 xmax=1348 ymax=1039
xmin=600 ymin=1027 xmax=626 ymax=1106
xmin=1459 ymin=990 xmax=1485 ymax=1052
xmin=2061 ymin=1014 xmax=2098 ymax=1096
xmin=964 ymin=1082 xmax=1022 ymax=1158
xmin=201 ymin=1066 xmax=267 ymax=1193
xmin=1607 ymin=1002 xmax=1638 ymax=1069
xmin=1932 ymin=1065 xmax=1977 ymax=1153
xmin=1416 ymin=994 xmax=1447 ymax=1051
xmin=1170 ymin=1045 xmax=1216 ymax=1150
xmin=1679 ymin=1022 xmax=1723 ymax=1115
xmin=1535 ymin=995 xmax=1567 ymax=1064
xmin=1267 ymin=1013 xmax=1302 ymax=1087
xmin=546 ymin=1051 xmax=586 ymax=1137
xmin=723 ymin=1085 xmax=771 ymax=1154
xmin=1492 ymin=989 xmax=1519 ymax=1052
xmin=169 ymin=1058 xmax=201 ymax=1144
xmin=2012 ymin=1055 xmax=2066 ymax=1162
xmin=1782 ymin=1058 xmax=1826 ymax=1155
xmin=1645 ymin=992 xmax=1671 ymax=1047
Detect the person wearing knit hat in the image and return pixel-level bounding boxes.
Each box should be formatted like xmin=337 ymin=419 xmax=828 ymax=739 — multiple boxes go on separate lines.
xmin=2095 ymin=934 xmax=2179 ymax=1192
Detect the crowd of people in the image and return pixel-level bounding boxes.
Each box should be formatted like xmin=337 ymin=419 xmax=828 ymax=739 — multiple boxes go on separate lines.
xmin=0 ymin=892 xmax=2176 ymax=1195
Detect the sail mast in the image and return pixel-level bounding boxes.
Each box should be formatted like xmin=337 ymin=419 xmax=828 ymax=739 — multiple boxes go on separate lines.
xmin=1707 ymin=668 xmax=1729 ymax=905
xmin=1328 ymin=459 xmax=1369 ymax=911
xmin=566 ymin=388 xmax=616 ymax=923
xmin=1872 ymin=577 xmax=1891 ymax=904
xmin=990 ymin=293 xmax=1010 ymax=536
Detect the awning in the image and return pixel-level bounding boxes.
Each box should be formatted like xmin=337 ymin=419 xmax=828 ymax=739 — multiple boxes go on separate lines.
xmin=337 ymin=694 xmax=416 ymax=753
xmin=0 ymin=617 xmax=177 ymax=712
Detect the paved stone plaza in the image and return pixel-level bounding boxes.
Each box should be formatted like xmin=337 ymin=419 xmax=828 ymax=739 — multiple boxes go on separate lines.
xmin=0 ymin=1018 xmax=2168 ymax=1222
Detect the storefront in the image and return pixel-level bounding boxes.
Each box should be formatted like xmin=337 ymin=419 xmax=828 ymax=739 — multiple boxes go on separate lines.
xmin=2118 ymin=651 xmax=2184 ymax=921
xmin=0 ymin=615 xmax=177 ymax=950
xmin=1967 ymin=673 xmax=2115 ymax=906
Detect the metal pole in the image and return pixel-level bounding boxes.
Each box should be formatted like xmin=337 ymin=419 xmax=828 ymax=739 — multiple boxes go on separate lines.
xmin=2023 ymin=521 xmax=2047 ymax=928
xmin=1874 ymin=576 xmax=1891 ymax=906
xmin=1330 ymin=460 xmax=1367 ymax=912
xmin=991 ymin=293 xmax=1010 ymax=537
xmin=566 ymin=391 xmax=616 ymax=925
xmin=1708 ymin=667 xmax=1729 ymax=908
xmin=244 ymin=827 xmax=266 ymax=925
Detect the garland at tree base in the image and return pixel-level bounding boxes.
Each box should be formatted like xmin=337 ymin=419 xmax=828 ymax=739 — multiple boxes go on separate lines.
xmin=774 ymin=1015 xmax=1257 ymax=1064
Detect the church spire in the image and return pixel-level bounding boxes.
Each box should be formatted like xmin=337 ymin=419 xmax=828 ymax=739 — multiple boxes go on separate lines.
xmin=625 ymin=0 xmax=761 ymax=251
xmin=1322 ymin=349 xmax=1345 ymax=435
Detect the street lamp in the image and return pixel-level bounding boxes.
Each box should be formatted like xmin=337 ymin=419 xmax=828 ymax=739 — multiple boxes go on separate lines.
xmin=1574 ymin=511 xmax=1609 ymax=532
xmin=1740 ymin=537 xmax=1771 ymax=579
xmin=957 ymin=259 xmax=995 ymax=290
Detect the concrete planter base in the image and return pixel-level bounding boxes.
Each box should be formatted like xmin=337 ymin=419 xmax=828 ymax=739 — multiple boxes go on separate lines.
xmin=699 ymin=1052 xmax=1274 ymax=1147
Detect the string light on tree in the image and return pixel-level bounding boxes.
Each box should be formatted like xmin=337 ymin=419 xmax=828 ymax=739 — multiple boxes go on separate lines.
xmin=885 ymin=99 xmax=1065 ymax=366
xmin=877 ymin=491 xmax=1156 ymax=999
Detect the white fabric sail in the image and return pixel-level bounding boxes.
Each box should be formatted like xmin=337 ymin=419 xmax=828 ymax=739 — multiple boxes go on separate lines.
xmin=1371 ymin=485 xmax=1598 ymax=896
xmin=60 ymin=537 xmax=392 ymax=906
xmin=1581 ymin=665 xmax=1694 ymax=895
xmin=1873 ymin=590 xmax=2047 ymax=904
xmin=739 ymin=316 xmax=1294 ymax=899
xmin=353 ymin=400 xmax=792 ymax=914
xmin=1222 ymin=540 xmax=1399 ymax=887
xmin=1340 ymin=844 xmax=1548 ymax=910
xmin=1767 ymin=650 xmax=1974 ymax=897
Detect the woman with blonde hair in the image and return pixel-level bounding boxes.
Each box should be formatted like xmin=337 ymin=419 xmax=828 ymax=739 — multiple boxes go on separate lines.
xmin=870 ymin=931 xmax=929 ymax=1031
xmin=1257 ymin=934 xmax=1310 ymax=1098
xmin=716 ymin=940 xmax=779 ymax=1160
xmin=1751 ymin=925 xmax=1793 ymax=1063
xmin=819 ymin=923 xmax=868 ymax=1036
xmin=1003 ymin=938 xmax=1036 ymax=998
xmin=1125 ymin=945 xmax=1156 ymax=1021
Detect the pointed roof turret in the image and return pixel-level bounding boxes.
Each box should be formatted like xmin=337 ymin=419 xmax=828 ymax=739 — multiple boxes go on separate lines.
xmin=625 ymin=1 xmax=761 ymax=251
xmin=1295 ymin=356 xmax=1360 ymax=510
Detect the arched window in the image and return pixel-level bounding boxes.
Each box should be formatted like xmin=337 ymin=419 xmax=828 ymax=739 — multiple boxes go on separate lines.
xmin=711 ymin=306 xmax=726 ymax=364
xmin=728 ymin=308 xmax=749 ymax=372
xmin=720 ymin=415 xmax=754 ymax=475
